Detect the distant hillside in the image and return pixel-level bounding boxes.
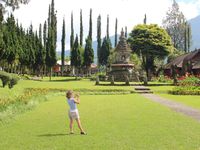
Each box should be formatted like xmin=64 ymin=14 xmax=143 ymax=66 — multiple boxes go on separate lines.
xmin=189 ymin=15 xmax=200 ymax=50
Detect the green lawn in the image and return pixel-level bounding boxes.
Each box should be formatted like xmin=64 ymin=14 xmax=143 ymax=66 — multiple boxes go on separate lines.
xmin=149 ymin=85 xmax=200 ymax=109
xmin=0 ymin=77 xmax=133 ymax=98
xmin=1 ymin=78 xmax=200 ymax=149
xmin=1 ymin=94 xmax=200 ymax=150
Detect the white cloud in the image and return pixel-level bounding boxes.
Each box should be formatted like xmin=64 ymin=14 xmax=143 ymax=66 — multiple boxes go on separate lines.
xmin=13 ymin=0 xmax=200 ymax=51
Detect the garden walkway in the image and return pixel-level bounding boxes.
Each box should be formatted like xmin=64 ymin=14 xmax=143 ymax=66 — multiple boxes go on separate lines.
xmin=135 ymin=86 xmax=200 ymax=122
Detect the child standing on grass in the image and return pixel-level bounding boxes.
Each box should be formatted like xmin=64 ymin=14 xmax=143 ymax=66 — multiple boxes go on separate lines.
xmin=66 ymin=90 xmax=86 ymax=135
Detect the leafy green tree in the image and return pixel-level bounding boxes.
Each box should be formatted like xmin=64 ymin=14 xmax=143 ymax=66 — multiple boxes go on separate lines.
xmin=88 ymin=8 xmax=92 ymax=40
xmin=162 ymin=0 xmax=191 ymax=51
xmin=128 ymin=24 xmax=173 ymax=81
xmin=0 ymin=0 xmax=30 ymax=11
xmin=80 ymin=9 xmax=83 ymax=46
xmin=61 ymin=18 xmax=65 ymax=75
xmin=84 ymin=37 xmax=94 ymax=75
xmin=97 ymin=15 xmax=101 ymax=66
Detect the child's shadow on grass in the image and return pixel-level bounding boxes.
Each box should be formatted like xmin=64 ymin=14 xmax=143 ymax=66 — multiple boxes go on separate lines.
xmin=38 ymin=133 xmax=78 ymax=137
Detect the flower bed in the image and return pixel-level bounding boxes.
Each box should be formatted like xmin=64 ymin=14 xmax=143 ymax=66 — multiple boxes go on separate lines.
xmin=170 ymin=76 xmax=200 ymax=95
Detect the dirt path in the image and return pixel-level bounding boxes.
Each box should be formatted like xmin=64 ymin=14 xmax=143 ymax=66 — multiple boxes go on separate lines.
xmin=141 ymin=93 xmax=200 ymax=122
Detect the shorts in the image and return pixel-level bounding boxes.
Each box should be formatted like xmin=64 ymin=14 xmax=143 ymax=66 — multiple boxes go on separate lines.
xmin=68 ymin=109 xmax=80 ymax=120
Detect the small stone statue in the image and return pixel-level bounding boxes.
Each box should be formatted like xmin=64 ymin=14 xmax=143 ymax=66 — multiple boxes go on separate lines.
xmin=111 ymin=75 xmax=115 ymax=85
xmin=125 ymin=75 xmax=130 ymax=85
xmin=95 ymin=76 xmax=100 ymax=85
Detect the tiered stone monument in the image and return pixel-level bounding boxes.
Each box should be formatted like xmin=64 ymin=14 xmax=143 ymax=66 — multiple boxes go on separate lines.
xmin=109 ymin=29 xmax=135 ymax=82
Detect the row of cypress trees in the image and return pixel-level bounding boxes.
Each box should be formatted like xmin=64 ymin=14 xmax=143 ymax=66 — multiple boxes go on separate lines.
xmin=0 ymin=0 xmax=57 ymax=80
xmin=1 ymin=3 xmax=125 ymax=77
xmin=67 ymin=9 xmax=124 ymax=76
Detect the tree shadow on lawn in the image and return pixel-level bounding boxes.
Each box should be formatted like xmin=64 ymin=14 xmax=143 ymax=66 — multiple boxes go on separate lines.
xmin=38 ymin=133 xmax=79 ymax=137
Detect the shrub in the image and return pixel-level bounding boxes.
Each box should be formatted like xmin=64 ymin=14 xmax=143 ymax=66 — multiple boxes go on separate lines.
xmin=0 ymin=71 xmax=20 ymax=88
xmin=169 ymin=86 xmax=200 ymax=95
xmin=178 ymin=76 xmax=200 ymax=86
xmin=170 ymin=76 xmax=200 ymax=95
xmin=9 ymin=74 xmax=20 ymax=89
xmin=152 ymin=75 xmax=172 ymax=83
xmin=0 ymin=71 xmax=11 ymax=87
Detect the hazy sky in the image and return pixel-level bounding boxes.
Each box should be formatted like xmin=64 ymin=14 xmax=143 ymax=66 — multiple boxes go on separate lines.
xmin=13 ymin=0 xmax=200 ymax=51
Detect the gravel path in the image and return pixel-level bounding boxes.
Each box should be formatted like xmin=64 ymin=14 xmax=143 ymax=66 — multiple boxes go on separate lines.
xmin=141 ymin=93 xmax=200 ymax=122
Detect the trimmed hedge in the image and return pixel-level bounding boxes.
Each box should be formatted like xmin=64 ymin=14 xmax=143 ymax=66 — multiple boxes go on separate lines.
xmin=0 ymin=71 xmax=20 ymax=89
xmin=169 ymin=86 xmax=200 ymax=95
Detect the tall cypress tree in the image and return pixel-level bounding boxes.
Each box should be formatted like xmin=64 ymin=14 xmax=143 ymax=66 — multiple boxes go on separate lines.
xmin=4 ymin=14 xmax=19 ymax=72
xmin=97 ymin=15 xmax=101 ymax=66
xmin=38 ymin=24 xmax=44 ymax=75
xmin=184 ymin=21 xmax=187 ymax=53
xmin=106 ymin=15 xmax=109 ymax=39
xmin=46 ymin=0 xmax=57 ymax=80
xmin=0 ymin=9 xmax=4 ymax=60
xmin=106 ymin=15 xmax=112 ymax=51
xmin=43 ymin=21 xmax=47 ymax=73
xmin=88 ymin=8 xmax=92 ymax=40
xmin=46 ymin=5 xmax=51 ymax=73
xmin=187 ymin=23 xmax=191 ymax=52
xmin=70 ymin=12 xmax=75 ymax=75
xmin=114 ymin=18 xmax=118 ymax=47
xmin=84 ymin=37 xmax=94 ymax=75
xmin=99 ymin=37 xmax=110 ymax=66
xmin=34 ymin=30 xmax=42 ymax=74
xmin=125 ymin=26 xmax=128 ymax=38
xmin=50 ymin=0 xmax=57 ymax=66
xmin=71 ymin=35 xmax=81 ymax=75
xmin=61 ymin=18 xmax=65 ymax=75
xmin=144 ymin=14 xmax=147 ymax=24
xmin=80 ymin=9 xmax=83 ymax=46
xmin=70 ymin=12 xmax=74 ymax=50
xmin=28 ymin=24 xmax=36 ymax=71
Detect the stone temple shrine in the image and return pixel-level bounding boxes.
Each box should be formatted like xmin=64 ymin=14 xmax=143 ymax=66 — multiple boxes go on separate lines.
xmin=109 ymin=29 xmax=136 ymax=82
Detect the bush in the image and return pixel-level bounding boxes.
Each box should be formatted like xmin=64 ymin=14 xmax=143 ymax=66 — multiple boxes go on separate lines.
xmin=0 ymin=71 xmax=11 ymax=87
xmin=152 ymin=75 xmax=172 ymax=83
xmin=9 ymin=74 xmax=20 ymax=89
xmin=170 ymin=76 xmax=200 ymax=95
xmin=178 ymin=76 xmax=200 ymax=86
xmin=169 ymin=86 xmax=200 ymax=95
xmin=0 ymin=71 xmax=20 ymax=88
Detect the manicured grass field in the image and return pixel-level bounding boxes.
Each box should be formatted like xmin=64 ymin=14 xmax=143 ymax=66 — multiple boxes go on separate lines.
xmin=0 ymin=77 xmax=133 ymax=98
xmin=1 ymin=94 xmax=200 ymax=150
xmin=1 ymin=78 xmax=200 ymax=149
xmin=149 ymin=85 xmax=200 ymax=109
